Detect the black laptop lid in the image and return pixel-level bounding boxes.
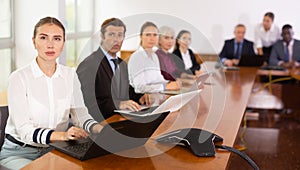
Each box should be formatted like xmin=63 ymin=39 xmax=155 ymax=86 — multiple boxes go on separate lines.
xmin=51 ymin=111 xmax=170 ymax=160
xmin=238 ymin=54 xmax=266 ymax=67
xmin=92 ymin=111 xmax=170 ymax=154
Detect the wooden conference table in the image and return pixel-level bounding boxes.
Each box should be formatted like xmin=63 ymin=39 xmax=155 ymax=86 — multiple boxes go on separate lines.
xmin=22 ymin=62 xmax=258 ymax=170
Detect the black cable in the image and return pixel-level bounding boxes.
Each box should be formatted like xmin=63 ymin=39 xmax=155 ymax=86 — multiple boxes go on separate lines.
xmin=215 ymin=145 xmax=259 ymax=170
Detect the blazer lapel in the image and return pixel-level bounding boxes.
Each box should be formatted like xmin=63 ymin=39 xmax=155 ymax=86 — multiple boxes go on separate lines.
xmin=96 ymin=48 xmax=114 ymax=79
xmin=279 ymin=41 xmax=285 ymax=61
xmin=102 ymin=57 xmax=114 ymax=79
xmin=292 ymin=40 xmax=298 ymax=61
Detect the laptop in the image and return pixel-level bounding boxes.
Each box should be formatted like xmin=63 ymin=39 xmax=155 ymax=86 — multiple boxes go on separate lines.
xmin=259 ymin=65 xmax=286 ymax=71
xmin=219 ymin=55 xmax=265 ymax=70
xmin=115 ymin=89 xmax=202 ymax=117
xmin=238 ymin=54 xmax=266 ymax=67
xmin=50 ymin=111 xmax=169 ymax=161
xmin=160 ymin=71 xmax=213 ymax=95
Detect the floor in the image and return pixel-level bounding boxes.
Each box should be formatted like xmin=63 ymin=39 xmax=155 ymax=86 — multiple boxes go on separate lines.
xmin=227 ymin=109 xmax=300 ymax=170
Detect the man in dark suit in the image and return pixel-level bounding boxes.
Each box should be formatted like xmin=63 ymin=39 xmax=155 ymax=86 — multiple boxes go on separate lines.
xmin=77 ymin=18 xmax=149 ymax=121
xmin=269 ymin=24 xmax=300 ymax=67
xmin=219 ymin=24 xmax=255 ymax=66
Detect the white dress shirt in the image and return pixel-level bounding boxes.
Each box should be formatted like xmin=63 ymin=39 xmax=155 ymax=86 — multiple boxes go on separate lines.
xmin=128 ymin=46 xmax=168 ymax=93
xmin=6 ymin=59 xmax=97 ymax=147
xmin=100 ymin=46 xmax=119 ymax=74
xmin=254 ymin=23 xmax=281 ymax=48
xmin=181 ymin=50 xmax=193 ymax=70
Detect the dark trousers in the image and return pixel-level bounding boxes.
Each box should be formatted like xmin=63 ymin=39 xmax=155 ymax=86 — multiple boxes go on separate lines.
xmin=262 ymin=46 xmax=272 ymax=63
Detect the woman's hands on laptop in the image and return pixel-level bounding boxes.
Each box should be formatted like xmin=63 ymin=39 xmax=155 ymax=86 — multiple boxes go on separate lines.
xmin=50 ymin=126 xmax=90 ymax=141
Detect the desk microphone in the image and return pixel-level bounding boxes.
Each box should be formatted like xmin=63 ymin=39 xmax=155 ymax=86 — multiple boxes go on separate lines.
xmin=156 ymin=128 xmax=259 ymax=170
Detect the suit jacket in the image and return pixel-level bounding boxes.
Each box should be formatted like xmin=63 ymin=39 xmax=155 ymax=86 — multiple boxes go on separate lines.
xmin=269 ymin=39 xmax=300 ymax=66
xmin=76 ymin=48 xmax=142 ymax=121
xmin=219 ymin=38 xmax=255 ymax=60
xmin=172 ymin=48 xmax=200 ymax=74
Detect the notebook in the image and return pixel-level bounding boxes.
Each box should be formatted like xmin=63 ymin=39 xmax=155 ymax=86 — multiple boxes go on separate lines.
xmin=115 ymin=89 xmax=202 ymax=117
xmin=160 ymin=72 xmax=213 ymax=95
xmin=50 ymin=111 xmax=169 ymax=161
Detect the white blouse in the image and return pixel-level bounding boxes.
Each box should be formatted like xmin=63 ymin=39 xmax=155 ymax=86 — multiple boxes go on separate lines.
xmin=6 ymin=59 xmax=97 ymax=147
xmin=181 ymin=50 xmax=193 ymax=70
xmin=254 ymin=23 xmax=281 ymax=48
xmin=128 ymin=46 xmax=168 ymax=93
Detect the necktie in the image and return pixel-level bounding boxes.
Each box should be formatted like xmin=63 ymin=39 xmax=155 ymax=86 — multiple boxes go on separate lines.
xmin=284 ymin=42 xmax=290 ymax=62
xmin=235 ymin=42 xmax=240 ymax=59
xmin=111 ymin=58 xmax=121 ymax=97
xmin=111 ymin=58 xmax=118 ymax=71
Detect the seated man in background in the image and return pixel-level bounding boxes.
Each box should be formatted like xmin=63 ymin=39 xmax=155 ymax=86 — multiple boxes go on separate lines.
xmin=219 ymin=24 xmax=255 ymax=66
xmin=269 ymin=24 xmax=300 ymax=68
xmin=77 ymin=18 xmax=149 ymax=122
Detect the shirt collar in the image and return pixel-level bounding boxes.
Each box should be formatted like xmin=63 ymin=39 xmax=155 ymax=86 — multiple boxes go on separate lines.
xmin=284 ymin=39 xmax=294 ymax=46
xmin=269 ymin=24 xmax=275 ymax=32
xmin=31 ymin=58 xmax=63 ymax=78
xmin=138 ymin=46 xmax=157 ymax=55
xmin=100 ymin=45 xmax=119 ymax=61
xmin=234 ymin=39 xmax=244 ymax=44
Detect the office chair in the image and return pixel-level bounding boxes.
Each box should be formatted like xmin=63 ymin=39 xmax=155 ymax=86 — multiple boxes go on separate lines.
xmin=0 ymin=106 xmax=8 ymax=149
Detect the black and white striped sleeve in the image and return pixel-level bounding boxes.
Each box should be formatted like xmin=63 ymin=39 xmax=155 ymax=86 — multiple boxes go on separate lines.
xmin=83 ymin=119 xmax=98 ymax=133
xmin=32 ymin=128 xmax=54 ymax=144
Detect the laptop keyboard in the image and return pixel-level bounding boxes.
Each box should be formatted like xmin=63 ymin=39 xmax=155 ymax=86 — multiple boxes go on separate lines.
xmin=64 ymin=141 xmax=93 ymax=154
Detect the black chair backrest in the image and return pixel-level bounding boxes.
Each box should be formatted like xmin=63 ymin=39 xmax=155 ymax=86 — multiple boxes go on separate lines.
xmin=0 ymin=106 xmax=8 ymax=148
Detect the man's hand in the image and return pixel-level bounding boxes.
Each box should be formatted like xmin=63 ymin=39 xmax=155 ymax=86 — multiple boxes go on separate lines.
xmin=224 ymin=59 xmax=234 ymax=67
xmin=232 ymin=59 xmax=240 ymax=66
xmin=139 ymin=94 xmax=150 ymax=106
xmin=119 ymin=100 xmax=140 ymax=111
xmin=281 ymin=61 xmax=294 ymax=68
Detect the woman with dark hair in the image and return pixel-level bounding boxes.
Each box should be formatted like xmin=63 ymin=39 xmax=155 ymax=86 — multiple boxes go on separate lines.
xmin=254 ymin=12 xmax=280 ymax=58
xmin=128 ymin=22 xmax=180 ymax=93
xmin=156 ymin=26 xmax=195 ymax=81
xmin=173 ymin=30 xmax=201 ymax=75
xmin=0 ymin=17 xmax=102 ymax=169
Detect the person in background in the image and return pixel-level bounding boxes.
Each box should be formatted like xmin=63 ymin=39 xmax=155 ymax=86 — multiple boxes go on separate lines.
xmin=128 ymin=21 xmax=180 ymax=93
xmin=254 ymin=12 xmax=281 ymax=60
xmin=173 ymin=30 xmax=201 ymax=75
xmin=0 ymin=17 xmax=103 ymax=170
xmin=77 ymin=18 xmax=149 ymax=121
xmin=156 ymin=26 xmax=195 ymax=81
xmin=269 ymin=24 xmax=300 ymax=67
xmin=219 ymin=24 xmax=255 ymax=66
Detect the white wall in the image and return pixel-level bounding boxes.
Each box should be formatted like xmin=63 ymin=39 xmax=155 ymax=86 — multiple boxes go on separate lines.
xmin=13 ymin=0 xmax=300 ymax=68
xmin=96 ymin=0 xmax=300 ymax=54
xmin=15 ymin=0 xmax=59 ymax=68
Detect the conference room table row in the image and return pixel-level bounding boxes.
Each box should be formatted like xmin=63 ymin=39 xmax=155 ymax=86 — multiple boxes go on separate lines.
xmin=22 ymin=61 xmax=258 ymax=170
